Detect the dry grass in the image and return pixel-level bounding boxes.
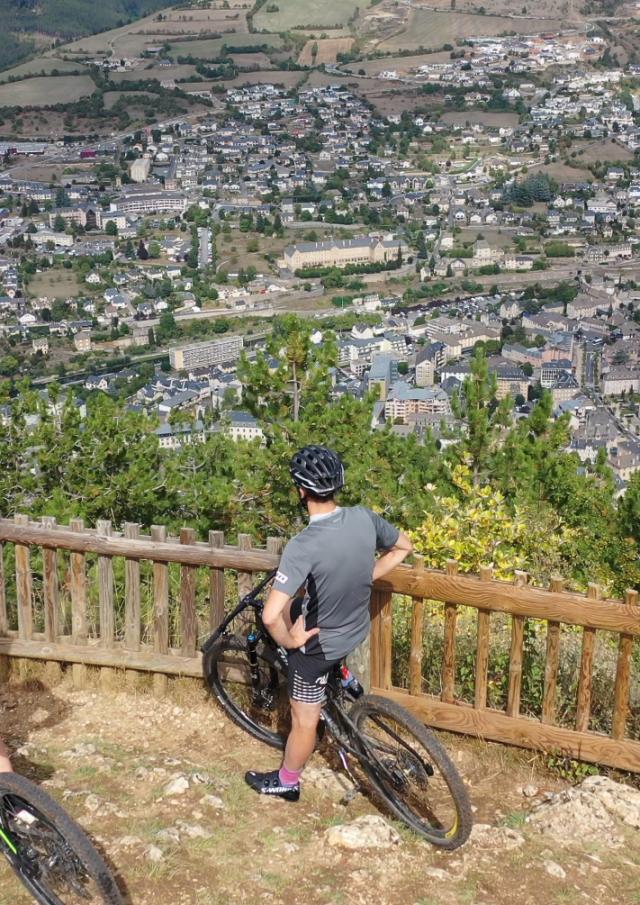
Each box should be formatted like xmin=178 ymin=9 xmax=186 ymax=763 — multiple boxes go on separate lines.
xmin=440 ymin=110 xmax=520 ymax=127
xmin=254 ymin=0 xmax=359 ymax=31
xmin=109 ymin=65 xmax=200 ymax=83
xmin=28 ymin=271 xmax=81 ymax=300
xmin=379 ymin=9 xmax=566 ymax=52
xmin=220 ymin=69 xmax=305 ymax=89
xmin=298 ymin=37 xmax=354 ymax=66
xmin=0 ymin=58 xmax=88 ymax=83
xmin=0 ymin=75 xmax=95 ymax=107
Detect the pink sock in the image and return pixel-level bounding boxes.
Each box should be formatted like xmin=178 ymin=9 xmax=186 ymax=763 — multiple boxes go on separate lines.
xmin=279 ymin=766 xmax=301 ymax=787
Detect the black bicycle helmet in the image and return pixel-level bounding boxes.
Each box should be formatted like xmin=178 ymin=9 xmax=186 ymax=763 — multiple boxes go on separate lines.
xmin=289 ymin=445 xmax=345 ymax=495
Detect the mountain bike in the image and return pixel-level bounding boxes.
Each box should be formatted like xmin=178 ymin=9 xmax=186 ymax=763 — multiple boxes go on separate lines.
xmin=0 ymin=771 xmax=124 ymax=905
xmin=202 ymin=571 xmax=472 ymax=850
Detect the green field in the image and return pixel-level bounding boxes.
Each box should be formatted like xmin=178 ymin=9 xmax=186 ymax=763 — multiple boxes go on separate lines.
xmin=0 ymin=58 xmax=87 ymax=83
xmin=253 ymin=0 xmax=360 ymax=30
xmin=0 ymin=74 xmax=95 ymax=107
xmin=380 ymin=9 xmax=565 ymax=51
xmin=168 ymin=33 xmax=284 ymax=60
xmin=110 ymin=65 xmax=199 ymax=83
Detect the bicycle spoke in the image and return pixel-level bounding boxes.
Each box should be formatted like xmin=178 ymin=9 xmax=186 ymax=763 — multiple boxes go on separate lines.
xmin=1 ymin=793 xmax=108 ymax=904
xmin=356 ymin=713 xmax=459 ymax=838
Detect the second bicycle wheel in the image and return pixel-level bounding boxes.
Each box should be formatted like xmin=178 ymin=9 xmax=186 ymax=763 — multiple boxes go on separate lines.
xmin=349 ymin=695 xmax=472 ymax=849
xmin=0 ymin=771 xmax=124 ymax=905
xmin=203 ymin=632 xmax=289 ymax=750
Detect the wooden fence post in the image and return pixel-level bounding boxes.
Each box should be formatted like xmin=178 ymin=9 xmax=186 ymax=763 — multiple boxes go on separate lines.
xmin=237 ymin=534 xmax=253 ymax=634
xmin=475 ymin=565 xmax=492 ymax=710
xmin=97 ymin=520 xmax=115 ymax=690
xmin=542 ymin=576 xmax=563 ymax=725
xmin=576 ymin=583 xmax=599 ymax=733
xmin=41 ymin=516 xmax=61 ymax=684
xmin=441 ymin=560 xmax=458 ymax=704
xmin=506 ymin=570 xmax=527 ymax=718
xmin=611 ymin=588 xmax=638 ymax=740
xmin=180 ymin=527 xmax=197 ymax=657
xmin=208 ymin=530 xmax=225 ymax=631
xmin=124 ymin=523 xmax=141 ymax=688
xmin=70 ymin=518 xmax=87 ymax=689
xmin=15 ymin=514 xmax=32 ymax=642
xmin=370 ymin=586 xmax=393 ymax=692
xmin=409 ymin=556 xmax=425 ymax=697
xmin=0 ymin=540 xmax=8 ymax=683
xmin=151 ymin=525 xmax=169 ymax=697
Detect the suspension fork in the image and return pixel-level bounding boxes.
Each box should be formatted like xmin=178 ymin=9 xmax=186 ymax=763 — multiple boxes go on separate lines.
xmin=246 ymin=631 xmax=261 ymax=692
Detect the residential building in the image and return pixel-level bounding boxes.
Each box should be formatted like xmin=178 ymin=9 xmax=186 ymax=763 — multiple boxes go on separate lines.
xmin=169 ymin=336 xmax=243 ymax=370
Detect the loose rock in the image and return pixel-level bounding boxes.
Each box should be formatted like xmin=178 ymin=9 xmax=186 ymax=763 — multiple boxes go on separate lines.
xmin=145 ymin=845 xmax=164 ymax=863
xmin=544 ymin=860 xmax=567 ymax=880
xmin=164 ymin=775 xmax=189 ymax=796
xmin=469 ymin=824 xmax=525 ymax=851
xmin=324 ymin=815 xmax=400 ymax=850
xmin=526 ymin=775 xmax=639 ymax=846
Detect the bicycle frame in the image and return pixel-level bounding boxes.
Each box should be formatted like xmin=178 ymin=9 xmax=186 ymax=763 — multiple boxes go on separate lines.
xmin=200 ymin=572 xmax=413 ymax=792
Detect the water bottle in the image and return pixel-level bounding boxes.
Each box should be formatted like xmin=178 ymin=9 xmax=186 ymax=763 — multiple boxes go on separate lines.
xmin=340 ymin=666 xmax=364 ymax=699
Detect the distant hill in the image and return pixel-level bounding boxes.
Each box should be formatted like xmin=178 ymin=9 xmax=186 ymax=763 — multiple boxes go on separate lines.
xmin=0 ymin=0 xmax=177 ymax=71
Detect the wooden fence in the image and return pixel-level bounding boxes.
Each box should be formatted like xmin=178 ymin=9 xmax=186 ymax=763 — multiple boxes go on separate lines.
xmin=0 ymin=515 xmax=638 ymax=773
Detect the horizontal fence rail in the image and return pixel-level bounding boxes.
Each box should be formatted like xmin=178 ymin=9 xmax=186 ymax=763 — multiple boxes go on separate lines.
xmin=0 ymin=516 xmax=639 ymax=773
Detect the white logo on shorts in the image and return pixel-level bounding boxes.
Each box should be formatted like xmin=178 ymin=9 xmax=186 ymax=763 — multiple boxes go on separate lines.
xmin=275 ymin=570 xmax=288 ymax=584
xmin=315 ymin=675 xmax=328 ymax=686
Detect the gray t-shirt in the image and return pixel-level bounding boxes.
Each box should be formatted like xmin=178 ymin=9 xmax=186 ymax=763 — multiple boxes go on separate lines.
xmin=273 ymin=505 xmax=400 ymax=660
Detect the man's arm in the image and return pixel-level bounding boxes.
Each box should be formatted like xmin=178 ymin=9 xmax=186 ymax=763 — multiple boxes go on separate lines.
xmin=262 ymin=588 xmax=319 ymax=649
xmin=372 ymin=531 xmax=413 ymax=582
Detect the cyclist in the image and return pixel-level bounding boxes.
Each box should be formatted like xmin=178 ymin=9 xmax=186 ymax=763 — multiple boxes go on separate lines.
xmin=245 ymin=445 xmax=413 ymax=801
xmin=0 ymin=737 xmax=12 ymax=773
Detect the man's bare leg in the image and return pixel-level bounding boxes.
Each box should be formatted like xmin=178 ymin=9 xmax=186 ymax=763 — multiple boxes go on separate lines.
xmin=0 ymin=737 xmax=13 ymax=773
xmin=282 ymin=700 xmax=322 ymax=773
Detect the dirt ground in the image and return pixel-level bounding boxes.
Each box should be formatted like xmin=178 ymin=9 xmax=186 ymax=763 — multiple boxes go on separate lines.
xmin=1 ymin=673 xmax=638 ymax=905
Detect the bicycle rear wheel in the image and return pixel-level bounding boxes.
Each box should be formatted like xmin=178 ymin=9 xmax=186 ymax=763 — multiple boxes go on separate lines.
xmin=203 ymin=633 xmax=289 ymax=750
xmin=350 ymin=695 xmax=472 ymax=849
xmin=0 ymin=772 xmax=124 ymax=905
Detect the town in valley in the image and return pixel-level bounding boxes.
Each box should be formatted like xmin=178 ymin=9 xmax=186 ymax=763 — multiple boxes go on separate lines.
xmin=1 ymin=0 xmax=640 ymax=491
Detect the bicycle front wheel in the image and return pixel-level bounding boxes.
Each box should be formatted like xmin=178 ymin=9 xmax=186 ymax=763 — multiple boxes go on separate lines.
xmin=203 ymin=633 xmax=289 ymax=750
xmin=350 ymin=695 xmax=472 ymax=849
xmin=0 ymin=771 xmax=124 ymax=905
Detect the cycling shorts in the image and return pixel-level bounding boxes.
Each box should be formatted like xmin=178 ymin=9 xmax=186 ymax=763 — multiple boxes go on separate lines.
xmin=286 ymin=648 xmax=341 ymax=705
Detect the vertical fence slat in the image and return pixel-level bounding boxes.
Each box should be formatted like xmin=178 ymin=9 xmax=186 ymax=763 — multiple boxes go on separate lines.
xmin=611 ymin=588 xmax=638 ymax=740
xmin=124 ymin=523 xmax=141 ymax=651
xmin=208 ymin=530 xmax=225 ymax=631
xmin=70 ymin=518 xmax=87 ymax=688
xmin=475 ymin=566 xmax=492 ymax=710
xmin=237 ymin=534 xmax=253 ymax=634
xmin=441 ymin=560 xmax=458 ymax=704
xmin=0 ymin=542 xmax=6 ymax=636
xmin=237 ymin=534 xmax=253 ymax=599
xmin=123 ymin=523 xmax=141 ymax=688
xmin=409 ymin=597 xmax=424 ymax=696
xmin=370 ymin=587 xmax=384 ymax=688
xmin=42 ymin=516 xmax=59 ymax=643
xmin=97 ymin=520 xmax=114 ymax=649
xmin=180 ymin=527 xmax=197 ymax=657
xmin=576 ymin=583 xmax=599 ymax=733
xmin=15 ymin=514 xmax=32 ymax=641
xmin=506 ymin=571 xmax=527 ymax=718
xmin=371 ymin=587 xmax=393 ymax=691
xmin=408 ymin=555 xmax=424 ymax=696
xmin=542 ymin=576 xmax=563 ymax=726
xmin=151 ymin=525 xmax=169 ymax=697
xmin=0 ymin=541 xmax=8 ymax=682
